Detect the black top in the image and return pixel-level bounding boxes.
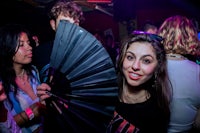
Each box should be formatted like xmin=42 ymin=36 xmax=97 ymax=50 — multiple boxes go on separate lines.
xmin=107 ymin=96 xmax=168 ymax=133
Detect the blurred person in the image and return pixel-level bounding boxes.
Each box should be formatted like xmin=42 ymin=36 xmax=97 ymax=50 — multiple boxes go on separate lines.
xmin=190 ymin=18 xmax=200 ymax=65
xmin=143 ymin=20 xmax=158 ymax=34
xmin=158 ymin=15 xmax=200 ymax=133
xmin=106 ymin=31 xmax=172 ymax=133
xmin=93 ymin=29 xmax=105 ymax=45
xmin=34 ymin=0 xmax=85 ymax=132
xmin=32 ymin=0 xmax=84 ymax=82
xmin=32 ymin=35 xmax=40 ymax=47
xmin=191 ymin=18 xmax=200 ymax=40
xmin=104 ymin=34 xmax=119 ymax=65
xmin=0 ymin=24 xmax=46 ymax=133
xmin=0 ymin=80 xmax=22 ymax=133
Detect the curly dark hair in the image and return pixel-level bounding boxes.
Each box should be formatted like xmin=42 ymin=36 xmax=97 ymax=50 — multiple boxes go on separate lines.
xmin=49 ymin=0 xmax=84 ymax=24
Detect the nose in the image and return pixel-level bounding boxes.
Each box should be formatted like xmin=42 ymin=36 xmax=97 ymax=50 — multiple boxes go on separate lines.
xmin=132 ymin=60 xmax=140 ymax=71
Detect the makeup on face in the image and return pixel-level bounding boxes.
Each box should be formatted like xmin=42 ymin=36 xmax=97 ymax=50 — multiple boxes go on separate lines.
xmin=122 ymin=42 xmax=158 ymax=86
xmin=13 ymin=32 xmax=32 ymax=64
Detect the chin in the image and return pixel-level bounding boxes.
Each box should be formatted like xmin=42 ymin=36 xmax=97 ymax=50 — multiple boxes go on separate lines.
xmin=127 ymin=80 xmax=141 ymax=87
xmin=25 ymin=59 xmax=32 ymax=63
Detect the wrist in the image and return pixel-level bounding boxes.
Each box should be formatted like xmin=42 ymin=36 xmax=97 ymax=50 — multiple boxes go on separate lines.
xmin=25 ymin=107 xmax=34 ymax=121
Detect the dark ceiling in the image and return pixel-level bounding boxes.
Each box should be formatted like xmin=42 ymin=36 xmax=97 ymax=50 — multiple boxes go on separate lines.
xmin=1 ymin=0 xmax=200 ymax=20
xmin=1 ymin=0 xmax=200 ymax=23
xmin=0 ymin=0 xmax=114 ymax=26
xmin=0 ymin=0 xmax=200 ymax=41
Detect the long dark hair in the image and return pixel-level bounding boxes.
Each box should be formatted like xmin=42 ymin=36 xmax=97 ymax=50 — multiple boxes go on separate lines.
xmin=117 ymin=31 xmax=172 ymax=121
xmin=0 ymin=24 xmax=36 ymax=107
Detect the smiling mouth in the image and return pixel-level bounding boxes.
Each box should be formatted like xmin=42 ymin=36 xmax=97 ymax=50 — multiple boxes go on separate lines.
xmin=129 ymin=72 xmax=142 ymax=80
xmin=131 ymin=73 xmax=139 ymax=77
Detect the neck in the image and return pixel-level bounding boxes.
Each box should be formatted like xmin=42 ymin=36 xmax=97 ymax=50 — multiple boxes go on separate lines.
xmin=13 ymin=63 xmax=25 ymax=76
xmin=16 ymin=69 xmax=25 ymax=77
xmin=121 ymin=85 xmax=150 ymax=104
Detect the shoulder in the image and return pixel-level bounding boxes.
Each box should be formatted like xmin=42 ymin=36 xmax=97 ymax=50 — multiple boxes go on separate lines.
xmin=167 ymin=59 xmax=200 ymax=70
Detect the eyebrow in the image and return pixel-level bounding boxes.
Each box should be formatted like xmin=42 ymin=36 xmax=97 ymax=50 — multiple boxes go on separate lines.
xmin=126 ymin=51 xmax=155 ymax=59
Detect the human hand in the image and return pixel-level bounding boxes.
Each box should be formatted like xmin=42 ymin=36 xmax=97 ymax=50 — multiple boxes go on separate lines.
xmin=32 ymin=35 xmax=40 ymax=47
xmin=0 ymin=81 xmax=7 ymax=102
xmin=37 ymin=83 xmax=51 ymax=102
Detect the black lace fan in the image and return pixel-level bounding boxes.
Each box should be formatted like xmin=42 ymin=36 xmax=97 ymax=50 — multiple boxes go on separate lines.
xmin=47 ymin=20 xmax=118 ymax=133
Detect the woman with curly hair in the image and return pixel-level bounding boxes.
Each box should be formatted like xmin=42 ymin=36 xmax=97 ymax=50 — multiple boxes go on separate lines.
xmin=158 ymin=15 xmax=200 ymax=133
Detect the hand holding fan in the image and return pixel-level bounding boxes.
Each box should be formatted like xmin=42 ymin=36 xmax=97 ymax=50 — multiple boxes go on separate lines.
xmin=47 ymin=20 xmax=118 ymax=133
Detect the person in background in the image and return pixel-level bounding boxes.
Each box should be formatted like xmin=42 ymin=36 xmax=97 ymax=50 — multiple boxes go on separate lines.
xmin=35 ymin=0 xmax=84 ymax=132
xmin=158 ymin=15 xmax=200 ymax=133
xmin=104 ymin=34 xmax=119 ymax=66
xmin=190 ymin=18 xmax=200 ymax=65
xmin=191 ymin=18 xmax=200 ymax=40
xmin=0 ymin=24 xmax=46 ymax=133
xmin=32 ymin=35 xmax=40 ymax=47
xmin=142 ymin=20 xmax=158 ymax=34
xmin=0 ymin=79 xmax=22 ymax=133
xmin=106 ymin=31 xmax=172 ymax=133
xmin=32 ymin=0 xmax=84 ymax=83
xmin=93 ymin=29 xmax=105 ymax=46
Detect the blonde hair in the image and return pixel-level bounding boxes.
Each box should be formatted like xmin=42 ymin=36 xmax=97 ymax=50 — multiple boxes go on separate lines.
xmin=158 ymin=15 xmax=200 ymax=56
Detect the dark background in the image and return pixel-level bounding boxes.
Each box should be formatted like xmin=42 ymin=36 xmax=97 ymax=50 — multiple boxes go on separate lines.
xmin=0 ymin=0 xmax=200 ymax=42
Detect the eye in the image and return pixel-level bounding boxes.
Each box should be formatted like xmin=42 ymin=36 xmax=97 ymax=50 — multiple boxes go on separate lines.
xmin=125 ymin=53 xmax=134 ymax=61
xmin=19 ymin=40 xmax=30 ymax=47
xmin=127 ymin=55 xmax=133 ymax=60
xmin=142 ymin=58 xmax=151 ymax=64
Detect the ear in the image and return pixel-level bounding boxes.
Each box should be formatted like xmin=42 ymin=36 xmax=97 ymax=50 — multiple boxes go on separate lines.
xmin=50 ymin=20 xmax=56 ymax=31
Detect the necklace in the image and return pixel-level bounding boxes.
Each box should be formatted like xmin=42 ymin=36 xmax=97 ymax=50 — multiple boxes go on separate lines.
xmin=122 ymin=90 xmax=150 ymax=104
xmin=166 ymin=53 xmax=187 ymax=60
xmin=132 ymin=90 xmax=150 ymax=101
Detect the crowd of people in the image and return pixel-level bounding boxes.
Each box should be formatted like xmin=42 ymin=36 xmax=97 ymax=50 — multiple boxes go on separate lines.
xmin=0 ymin=0 xmax=200 ymax=133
